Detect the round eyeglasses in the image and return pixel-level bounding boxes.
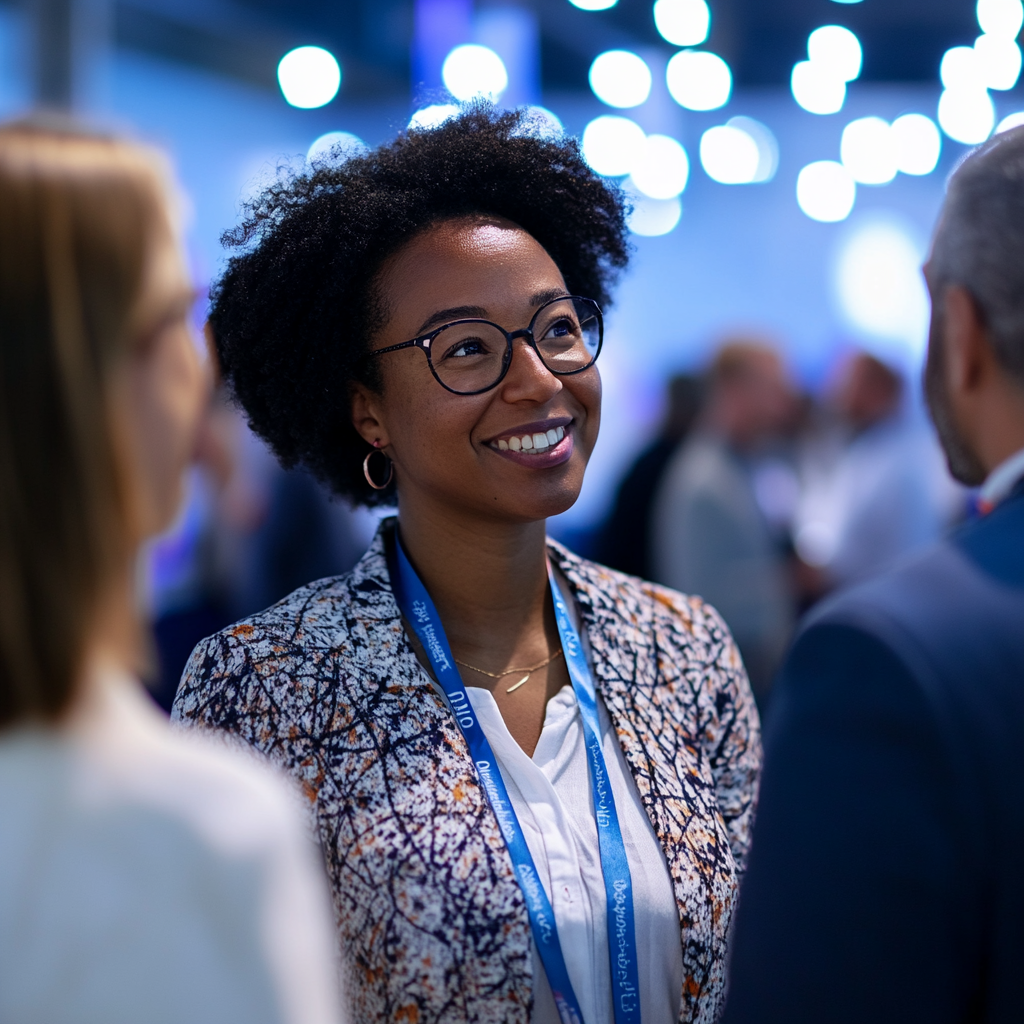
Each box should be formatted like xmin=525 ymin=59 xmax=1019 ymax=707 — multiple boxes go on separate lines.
xmin=366 ymin=295 xmax=603 ymax=396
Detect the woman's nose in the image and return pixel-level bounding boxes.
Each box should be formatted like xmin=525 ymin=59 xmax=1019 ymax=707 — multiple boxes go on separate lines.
xmin=500 ymin=335 xmax=563 ymax=402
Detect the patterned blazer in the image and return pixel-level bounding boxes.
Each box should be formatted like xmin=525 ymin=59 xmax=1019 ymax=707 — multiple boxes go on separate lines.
xmin=173 ymin=523 xmax=761 ymax=1024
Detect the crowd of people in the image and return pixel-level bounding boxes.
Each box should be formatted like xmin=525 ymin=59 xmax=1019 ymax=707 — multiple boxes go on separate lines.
xmin=1 ymin=104 xmax=1021 ymax=1024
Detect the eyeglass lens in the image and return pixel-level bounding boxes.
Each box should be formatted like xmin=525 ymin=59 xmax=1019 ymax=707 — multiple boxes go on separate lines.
xmin=429 ymin=296 xmax=601 ymax=394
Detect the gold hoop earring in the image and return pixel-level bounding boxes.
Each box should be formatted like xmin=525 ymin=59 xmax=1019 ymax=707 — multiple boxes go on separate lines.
xmin=363 ymin=449 xmax=393 ymax=490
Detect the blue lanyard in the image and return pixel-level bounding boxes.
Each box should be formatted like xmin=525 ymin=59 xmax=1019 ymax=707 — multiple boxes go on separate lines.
xmin=387 ymin=530 xmax=641 ymax=1024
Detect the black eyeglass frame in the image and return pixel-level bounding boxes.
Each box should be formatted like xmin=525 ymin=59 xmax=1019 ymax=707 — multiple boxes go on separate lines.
xmin=365 ymin=294 xmax=604 ymax=396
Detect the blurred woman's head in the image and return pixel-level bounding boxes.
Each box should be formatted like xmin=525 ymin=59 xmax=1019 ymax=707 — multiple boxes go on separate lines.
xmin=0 ymin=123 xmax=206 ymax=727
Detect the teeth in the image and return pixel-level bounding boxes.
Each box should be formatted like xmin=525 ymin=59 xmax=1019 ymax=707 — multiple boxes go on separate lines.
xmin=495 ymin=425 xmax=568 ymax=453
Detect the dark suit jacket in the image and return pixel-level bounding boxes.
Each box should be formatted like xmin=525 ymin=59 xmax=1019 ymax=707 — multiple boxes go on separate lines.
xmin=722 ymin=481 xmax=1024 ymax=1024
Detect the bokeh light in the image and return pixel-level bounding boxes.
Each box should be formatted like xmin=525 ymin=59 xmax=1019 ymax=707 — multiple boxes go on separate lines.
xmin=976 ymin=0 xmax=1024 ymax=39
xmin=937 ymin=87 xmax=995 ymax=143
xmin=891 ymin=114 xmax=941 ymax=175
xmin=728 ymin=116 xmax=779 ymax=181
xmin=940 ymin=45 xmax=984 ymax=91
xmin=666 ymin=50 xmax=732 ymax=111
xmin=306 ymin=131 xmax=368 ymax=166
xmin=442 ymin=44 xmax=508 ymax=102
xmin=791 ymin=60 xmax=846 ymax=115
xmin=569 ymin=0 xmax=617 ymax=9
xmin=835 ymin=219 xmax=930 ymax=362
xmin=630 ymin=134 xmax=690 ymax=198
xmin=797 ymin=160 xmax=856 ymax=222
xmin=840 ymin=117 xmax=896 ymax=185
xmin=408 ymin=104 xmax=460 ymax=130
xmin=974 ymin=34 xmax=1022 ymax=90
xmin=581 ymin=116 xmax=647 ymax=176
xmin=277 ymin=46 xmax=341 ymax=109
xmin=589 ymin=50 xmax=652 ymax=108
xmin=627 ymin=194 xmax=683 ymax=235
xmin=997 ymin=110 xmax=1024 ymax=132
xmin=700 ymin=125 xmax=760 ymax=184
xmin=653 ymin=0 xmax=710 ymax=47
xmin=807 ymin=26 xmax=863 ymax=82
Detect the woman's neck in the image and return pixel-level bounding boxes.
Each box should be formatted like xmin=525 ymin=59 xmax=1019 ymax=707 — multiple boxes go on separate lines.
xmin=396 ymin=497 xmax=552 ymax=666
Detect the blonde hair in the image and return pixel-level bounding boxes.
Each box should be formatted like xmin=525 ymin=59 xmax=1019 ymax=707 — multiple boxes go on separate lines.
xmin=0 ymin=122 xmax=173 ymax=726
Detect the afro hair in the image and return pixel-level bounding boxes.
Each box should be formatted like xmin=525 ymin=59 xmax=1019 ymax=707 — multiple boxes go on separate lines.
xmin=209 ymin=104 xmax=630 ymax=507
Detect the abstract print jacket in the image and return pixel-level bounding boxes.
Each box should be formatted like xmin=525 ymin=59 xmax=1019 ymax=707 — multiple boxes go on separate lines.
xmin=173 ymin=524 xmax=761 ymax=1024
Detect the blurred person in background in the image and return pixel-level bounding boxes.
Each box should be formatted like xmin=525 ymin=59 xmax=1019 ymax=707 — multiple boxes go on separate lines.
xmin=723 ymin=126 xmax=1024 ymax=1024
xmin=174 ymin=107 xmax=760 ymax=1024
xmin=793 ymin=350 xmax=962 ymax=598
xmin=0 ymin=122 xmax=343 ymax=1024
xmin=652 ymin=342 xmax=798 ymax=702
xmin=596 ymin=372 xmax=704 ymax=578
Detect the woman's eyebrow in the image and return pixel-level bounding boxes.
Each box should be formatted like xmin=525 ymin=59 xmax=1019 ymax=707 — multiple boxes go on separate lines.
xmin=415 ymin=305 xmax=488 ymax=334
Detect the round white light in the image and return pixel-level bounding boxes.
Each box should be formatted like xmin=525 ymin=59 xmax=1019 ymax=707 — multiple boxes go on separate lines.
xmin=840 ymin=116 xmax=896 ymax=185
xmin=277 ymin=46 xmax=342 ymax=109
xmin=569 ymin=0 xmax=617 ymax=8
xmin=307 ymin=131 xmax=368 ymax=167
xmin=409 ymin=104 xmax=460 ymax=130
xmin=940 ymin=46 xmax=985 ymax=91
xmin=808 ymin=26 xmax=863 ymax=82
xmin=512 ymin=106 xmax=564 ymax=140
xmin=791 ymin=60 xmax=846 ymax=115
xmin=627 ymin=194 xmax=682 ymax=236
xmin=442 ymin=44 xmax=508 ymax=101
xmin=937 ymin=87 xmax=995 ymax=143
xmin=700 ymin=125 xmax=760 ymax=184
xmin=891 ymin=113 xmax=941 ymax=175
xmin=630 ymin=134 xmax=690 ymax=198
xmin=581 ymin=116 xmax=646 ymax=176
xmin=797 ymin=160 xmax=856 ymax=222
xmin=835 ymin=219 xmax=929 ymax=360
xmin=728 ymin=116 xmax=779 ymax=181
xmin=589 ymin=50 xmax=652 ymax=108
xmin=974 ymin=34 xmax=1022 ymax=90
xmin=997 ymin=110 xmax=1024 ymax=132
xmin=666 ymin=50 xmax=732 ymax=111
xmin=653 ymin=0 xmax=710 ymax=47
xmin=977 ymin=0 xmax=1024 ymax=39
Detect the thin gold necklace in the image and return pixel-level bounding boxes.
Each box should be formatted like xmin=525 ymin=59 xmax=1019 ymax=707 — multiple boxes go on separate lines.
xmin=454 ymin=648 xmax=563 ymax=693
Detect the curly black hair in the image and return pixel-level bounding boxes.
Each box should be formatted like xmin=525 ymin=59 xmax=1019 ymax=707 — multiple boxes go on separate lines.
xmin=209 ymin=104 xmax=630 ymax=507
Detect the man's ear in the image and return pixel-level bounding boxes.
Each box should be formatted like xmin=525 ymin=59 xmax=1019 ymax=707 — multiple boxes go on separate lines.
xmin=942 ymin=285 xmax=991 ymax=399
xmin=350 ymin=383 xmax=389 ymax=449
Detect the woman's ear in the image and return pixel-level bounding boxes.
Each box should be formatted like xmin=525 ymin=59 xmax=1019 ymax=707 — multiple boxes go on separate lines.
xmin=350 ymin=383 xmax=390 ymax=449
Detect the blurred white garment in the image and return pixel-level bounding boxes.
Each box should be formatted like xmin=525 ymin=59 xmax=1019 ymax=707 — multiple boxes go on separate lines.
xmin=794 ymin=414 xmax=962 ymax=587
xmin=0 ymin=668 xmax=345 ymax=1024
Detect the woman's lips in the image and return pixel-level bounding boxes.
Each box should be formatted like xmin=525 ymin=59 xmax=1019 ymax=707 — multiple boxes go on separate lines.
xmin=487 ymin=422 xmax=574 ymax=467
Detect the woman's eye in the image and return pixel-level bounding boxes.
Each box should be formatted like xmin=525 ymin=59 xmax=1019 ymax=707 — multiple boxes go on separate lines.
xmin=543 ymin=319 xmax=577 ymax=340
xmin=446 ymin=338 xmax=485 ymax=359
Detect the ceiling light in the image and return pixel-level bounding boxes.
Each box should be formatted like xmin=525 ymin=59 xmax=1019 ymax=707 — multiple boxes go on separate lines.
xmin=278 ymin=46 xmax=342 ymax=109
xmin=937 ymin=88 xmax=995 ymax=143
xmin=808 ymin=26 xmax=863 ymax=82
xmin=627 ymin=194 xmax=682 ymax=235
xmin=589 ymin=50 xmax=652 ymax=108
xmin=974 ymin=34 xmax=1022 ymax=90
xmin=791 ymin=61 xmax=846 ymax=114
xmin=666 ymin=50 xmax=732 ymax=111
xmin=408 ymin=104 xmax=460 ymax=130
xmin=581 ymin=116 xmax=646 ymax=176
xmin=840 ymin=117 xmax=897 ymax=185
xmin=307 ymin=131 xmax=368 ymax=167
xmin=699 ymin=125 xmax=760 ymax=183
xmin=630 ymin=134 xmax=690 ymax=198
xmin=976 ymin=0 xmax=1024 ymax=39
xmin=996 ymin=110 xmax=1024 ymax=132
xmin=727 ymin=116 xmax=779 ymax=182
xmin=890 ymin=114 xmax=941 ymax=175
xmin=442 ymin=44 xmax=508 ymax=102
xmin=796 ymin=160 xmax=856 ymax=222
xmin=653 ymin=0 xmax=710 ymax=47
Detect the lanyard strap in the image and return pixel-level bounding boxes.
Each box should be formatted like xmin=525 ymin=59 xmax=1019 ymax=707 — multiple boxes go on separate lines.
xmin=387 ymin=529 xmax=641 ymax=1024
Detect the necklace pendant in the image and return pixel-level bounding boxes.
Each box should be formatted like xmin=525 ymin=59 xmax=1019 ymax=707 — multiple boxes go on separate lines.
xmin=505 ymin=674 xmax=530 ymax=694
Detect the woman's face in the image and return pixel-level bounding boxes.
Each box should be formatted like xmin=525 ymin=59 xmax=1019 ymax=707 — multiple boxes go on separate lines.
xmin=353 ymin=218 xmax=602 ymax=524
xmin=110 ymin=218 xmax=209 ymax=542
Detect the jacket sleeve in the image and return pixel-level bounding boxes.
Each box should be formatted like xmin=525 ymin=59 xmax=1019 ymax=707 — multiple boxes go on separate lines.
xmin=722 ymin=621 xmax=979 ymax=1024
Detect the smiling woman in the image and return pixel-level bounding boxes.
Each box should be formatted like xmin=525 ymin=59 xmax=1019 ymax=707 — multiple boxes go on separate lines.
xmin=174 ymin=105 xmax=761 ymax=1024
